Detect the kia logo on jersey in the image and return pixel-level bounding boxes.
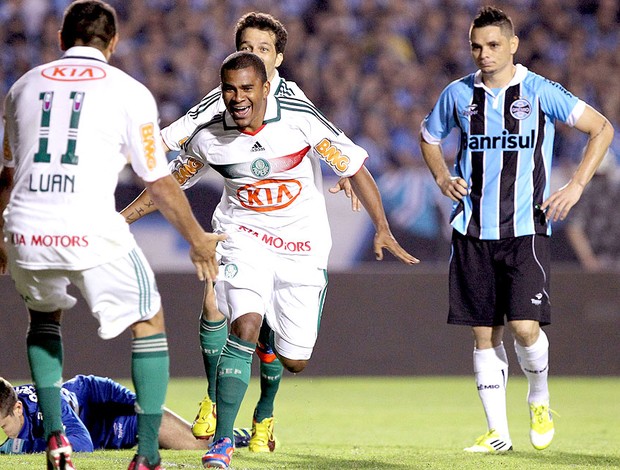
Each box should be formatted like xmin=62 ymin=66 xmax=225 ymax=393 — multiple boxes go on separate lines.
xmin=41 ymin=64 xmax=107 ymax=81
xmin=237 ymin=179 xmax=302 ymax=212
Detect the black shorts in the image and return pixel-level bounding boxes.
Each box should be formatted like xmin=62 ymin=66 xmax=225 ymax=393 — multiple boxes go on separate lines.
xmin=448 ymin=231 xmax=551 ymax=327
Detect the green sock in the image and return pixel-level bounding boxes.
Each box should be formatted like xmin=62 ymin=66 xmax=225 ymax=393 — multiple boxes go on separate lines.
xmin=26 ymin=319 xmax=64 ymax=438
xmin=214 ymin=335 xmax=254 ymax=441
xmin=199 ymin=317 xmax=227 ymax=401
xmin=254 ymin=359 xmax=283 ymax=422
xmin=132 ymin=333 xmax=169 ymax=463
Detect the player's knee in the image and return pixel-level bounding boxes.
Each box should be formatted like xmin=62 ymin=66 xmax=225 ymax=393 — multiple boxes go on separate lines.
xmin=280 ymin=357 xmax=308 ymax=374
xmin=509 ymin=320 xmax=540 ymax=347
xmin=131 ymin=307 xmax=165 ymax=337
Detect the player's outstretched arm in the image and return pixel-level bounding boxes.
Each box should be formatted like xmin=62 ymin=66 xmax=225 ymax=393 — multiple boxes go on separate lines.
xmin=350 ymin=166 xmax=419 ymax=265
xmin=144 ymin=175 xmax=226 ymax=281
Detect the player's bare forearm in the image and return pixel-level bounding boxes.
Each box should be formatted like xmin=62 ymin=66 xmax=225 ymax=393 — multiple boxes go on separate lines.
xmin=350 ymin=166 xmax=419 ymax=265
xmin=420 ymin=139 xmax=468 ymax=201
xmin=120 ymin=188 xmax=158 ymax=224
xmin=569 ymin=107 xmax=614 ymax=188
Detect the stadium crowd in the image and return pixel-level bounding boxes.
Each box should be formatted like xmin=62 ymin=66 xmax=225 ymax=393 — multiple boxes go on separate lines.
xmin=1 ymin=0 xmax=618 ymax=261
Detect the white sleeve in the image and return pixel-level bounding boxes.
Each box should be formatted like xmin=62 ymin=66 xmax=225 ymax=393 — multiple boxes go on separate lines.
xmin=303 ymin=111 xmax=368 ymax=177
xmin=125 ymin=85 xmax=170 ymax=183
xmin=2 ymin=91 xmax=16 ymax=168
xmin=160 ymin=87 xmax=223 ymax=151
xmin=168 ymin=138 xmax=210 ymax=190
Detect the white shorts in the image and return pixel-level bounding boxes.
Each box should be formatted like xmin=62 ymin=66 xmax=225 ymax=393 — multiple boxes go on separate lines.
xmin=9 ymin=247 xmax=161 ymax=340
xmin=215 ymin=250 xmax=328 ymax=361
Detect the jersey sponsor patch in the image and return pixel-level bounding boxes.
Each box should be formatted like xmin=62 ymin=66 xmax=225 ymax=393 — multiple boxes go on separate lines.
xmin=140 ymin=123 xmax=157 ymax=170
xmin=171 ymin=156 xmax=204 ymax=185
xmin=314 ymin=138 xmax=350 ymax=172
xmin=238 ymin=224 xmax=312 ymax=253
xmin=41 ymin=64 xmax=107 ymax=81
xmin=10 ymin=232 xmax=89 ymax=247
xmin=237 ymin=178 xmax=302 ymax=212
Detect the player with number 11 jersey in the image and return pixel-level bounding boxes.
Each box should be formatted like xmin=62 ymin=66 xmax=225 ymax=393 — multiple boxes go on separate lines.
xmin=2 ymin=45 xmax=170 ymax=271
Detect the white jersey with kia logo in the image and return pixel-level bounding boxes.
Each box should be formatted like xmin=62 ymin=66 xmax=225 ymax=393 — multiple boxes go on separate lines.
xmin=2 ymin=46 xmax=170 ymax=270
xmin=172 ymin=94 xmax=369 ymax=268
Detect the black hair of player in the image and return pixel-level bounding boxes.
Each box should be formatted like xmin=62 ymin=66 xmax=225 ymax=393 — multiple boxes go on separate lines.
xmin=61 ymin=0 xmax=117 ymax=50
xmin=471 ymin=6 xmax=515 ymax=36
xmin=235 ymin=12 xmax=288 ymax=55
xmin=220 ymin=51 xmax=268 ymax=84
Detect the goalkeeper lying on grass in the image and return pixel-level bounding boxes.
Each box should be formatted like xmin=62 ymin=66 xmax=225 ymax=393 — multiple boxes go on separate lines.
xmin=0 ymin=375 xmax=249 ymax=454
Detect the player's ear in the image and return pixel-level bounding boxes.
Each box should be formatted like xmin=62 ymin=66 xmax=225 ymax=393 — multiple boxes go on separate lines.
xmin=510 ymin=35 xmax=519 ymax=55
xmin=105 ymin=34 xmax=120 ymax=59
xmin=274 ymin=52 xmax=284 ymax=68
xmin=14 ymin=400 xmax=23 ymax=416
xmin=58 ymin=30 xmax=67 ymax=51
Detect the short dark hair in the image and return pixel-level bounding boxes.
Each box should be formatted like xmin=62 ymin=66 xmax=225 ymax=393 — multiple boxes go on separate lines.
xmin=220 ymin=51 xmax=268 ymax=84
xmin=472 ymin=6 xmax=514 ymax=37
xmin=235 ymin=12 xmax=288 ymax=55
xmin=0 ymin=378 xmax=17 ymax=418
xmin=60 ymin=0 xmax=117 ymax=50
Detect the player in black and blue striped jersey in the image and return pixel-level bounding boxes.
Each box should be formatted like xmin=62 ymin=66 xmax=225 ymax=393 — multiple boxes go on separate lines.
xmin=420 ymin=5 xmax=613 ymax=454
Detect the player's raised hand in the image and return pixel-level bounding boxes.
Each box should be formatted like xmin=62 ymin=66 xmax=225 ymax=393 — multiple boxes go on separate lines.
xmin=373 ymin=230 xmax=420 ymax=265
xmin=189 ymin=232 xmax=227 ymax=281
xmin=328 ymin=177 xmax=361 ymax=212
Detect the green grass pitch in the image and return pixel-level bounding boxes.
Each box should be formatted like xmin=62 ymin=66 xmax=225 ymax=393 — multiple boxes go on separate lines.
xmin=1 ymin=376 xmax=618 ymax=469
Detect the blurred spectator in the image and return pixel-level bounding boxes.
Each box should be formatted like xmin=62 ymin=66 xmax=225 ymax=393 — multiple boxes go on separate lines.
xmin=565 ymin=149 xmax=620 ymax=271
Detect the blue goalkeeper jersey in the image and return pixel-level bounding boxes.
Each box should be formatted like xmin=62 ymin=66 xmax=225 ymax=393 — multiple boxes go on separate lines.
xmin=0 ymin=375 xmax=137 ymax=454
xmin=421 ymin=64 xmax=585 ymax=239
xmin=62 ymin=374 xmax=138 ymax=450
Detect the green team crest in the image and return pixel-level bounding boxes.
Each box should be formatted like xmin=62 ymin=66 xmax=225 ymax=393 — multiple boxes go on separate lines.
xmin=250 ymin=158 xmax=270 ymax=177
xmin=224 ymin=263 xmax=238 ymax=278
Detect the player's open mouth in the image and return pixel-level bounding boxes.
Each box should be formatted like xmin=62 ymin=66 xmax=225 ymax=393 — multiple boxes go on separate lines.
xmin=232 ymin=105 xmax=251 ymax=118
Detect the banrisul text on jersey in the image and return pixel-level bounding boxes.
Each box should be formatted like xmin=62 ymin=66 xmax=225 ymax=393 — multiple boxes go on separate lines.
xmin=463 ymin=129 xmax=535 ymax=151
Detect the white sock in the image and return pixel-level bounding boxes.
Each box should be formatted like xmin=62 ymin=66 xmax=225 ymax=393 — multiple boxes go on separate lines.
xmin=514 ymin=329 xmax=550 ymax=405
xmin=473 ymin=344 xmax=511 ymax=442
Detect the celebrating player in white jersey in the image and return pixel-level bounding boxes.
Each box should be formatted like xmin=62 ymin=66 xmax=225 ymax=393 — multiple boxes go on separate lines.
xmin=123 ymin=12 xmax=358 ymax=453
xmin=126 ymin=51 xmax=418 ymax=470
xmin=0 ymin=2 xmax=224 ymax=470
